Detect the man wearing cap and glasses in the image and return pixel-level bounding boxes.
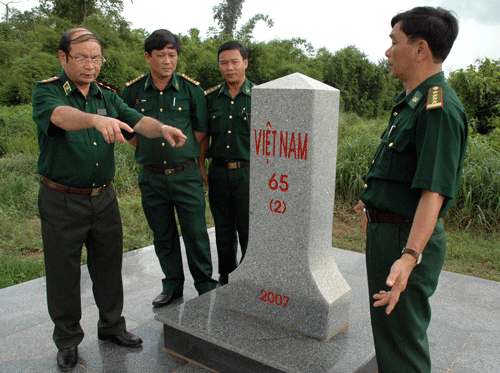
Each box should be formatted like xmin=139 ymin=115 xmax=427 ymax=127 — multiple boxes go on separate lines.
xmin=32 ymin=27 xmax=186 ymax=371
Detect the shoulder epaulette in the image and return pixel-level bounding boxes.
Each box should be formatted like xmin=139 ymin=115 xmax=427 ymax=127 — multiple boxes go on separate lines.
xmin=426 ymin=86 xmax=443 ymax=110
xmin=125 ymin=74 xmax=146 ymax=87
xmin=39 ymin=76 xmax=60 ymax=84
xmin=95 ymin=81 xmax=116 ymax=92
xmin=180 ymin=73 xmax=200 ymax=86
xmin=205 ymin=84 xmax=222 ymax=96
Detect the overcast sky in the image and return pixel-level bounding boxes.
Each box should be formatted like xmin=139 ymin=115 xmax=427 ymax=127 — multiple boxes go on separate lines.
xmin=12 ymin=0 xmax=500 ymax=73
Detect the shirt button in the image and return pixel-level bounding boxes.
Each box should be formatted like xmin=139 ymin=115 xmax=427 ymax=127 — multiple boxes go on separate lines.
xmin=178 ymin=107 xmax=182 ymax=111
xmin=213 ymin=115 xmax=216 ymax=119
xmin=228 ymin=130 xmax=232 ymax=134
xmin=92 ymin=183 xmax=96 ymax=187
xmin=372 ymin=160 xmax=375 ymax=164
xmin=393 ymin=112 xmax=398 ymax=117
xmin=160 ymin=108 xmax=163 ymax=112
xmin=226 ymin=145 xmax=230 ymax=149
xmin=93 ymin=142 xmax=97 ymax=146
xmin=364 ymin=184 xmax=368 ymax=189
xmin=231 ymin=101 xmax=234 ymax=104
xmin=160 ymin=92 xmax=163 ymax=95
xmin=162 ymin=143 xmax=165 ymax=146
xmin=164 ymin=161 xmax=167 ymax=164
xmin=96 ymin=163 xmax=99 ymax=167
xmin=229 ymin=115 xmax=233 ymax=119
xmin=244 ymin=117 xmax=247 ymax=120
xmin=141 ymin=109 xmax=145 ymax=112
xmin=389 ymin=143 xmax=394 ymax=147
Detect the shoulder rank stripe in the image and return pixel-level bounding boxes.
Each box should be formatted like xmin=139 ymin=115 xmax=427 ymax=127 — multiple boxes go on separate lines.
xmin=204 ymin=84 xmax=222 ymax=96
xmin=426 ymin=86 xmax=443 ymax=110
xmin=95 ymin=81 xmax=116 ymax=92
xmin=180 ymin=73 xmax=200 ymax=86
xmin=39 ymin=76 xmax=60 ymax=84
xmin=125 ymin=73 xmax=146 ymax=87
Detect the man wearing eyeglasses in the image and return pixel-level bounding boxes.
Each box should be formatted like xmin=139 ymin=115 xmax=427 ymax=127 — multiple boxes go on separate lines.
xmin=32 ymin=27 xmax=187 ymax=371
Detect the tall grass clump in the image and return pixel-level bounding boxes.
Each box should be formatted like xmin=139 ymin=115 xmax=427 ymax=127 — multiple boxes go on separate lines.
xmin=447 ymin=136 xmax=500 ymax=231
xmin=335 ymin=113 xmax=386 ymax=204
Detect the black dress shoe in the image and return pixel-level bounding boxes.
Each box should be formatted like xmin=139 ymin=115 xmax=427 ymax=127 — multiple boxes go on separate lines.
xmin=217 ymin=275 xmax=228 ymax=287
xmin=152 ymin=290 xmax=183 ymax=307
xmin=98 ymin=331 xmax=143 ymax=348
xmin=57 ymin=347 xmax=78 ymax=371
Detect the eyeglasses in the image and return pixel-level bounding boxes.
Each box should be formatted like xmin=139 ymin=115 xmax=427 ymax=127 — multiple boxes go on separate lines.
xmin=66 ymin=53 xmax=106 ymax=66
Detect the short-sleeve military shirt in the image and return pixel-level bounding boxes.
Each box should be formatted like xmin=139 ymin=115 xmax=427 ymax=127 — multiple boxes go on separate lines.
xmin=360 ymin=72 xmax=468 ymax=219
xmin=205 ymin=79 xmax=253 ymax=161
xmin=121 ymin=72 xmax=207 ymax=168
xmin=32 ymin=69 xmax=144 ymax=188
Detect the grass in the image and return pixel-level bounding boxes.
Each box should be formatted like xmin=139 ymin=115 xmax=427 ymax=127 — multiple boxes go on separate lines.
xmin=0 ymin=106 xmax=499 ymax=288
xmin=331 ymin=204 xmax=500 ymax=283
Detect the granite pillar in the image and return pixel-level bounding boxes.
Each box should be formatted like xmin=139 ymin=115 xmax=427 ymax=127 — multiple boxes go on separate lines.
xmin=227 ymin=72 xmax=351 ymax=340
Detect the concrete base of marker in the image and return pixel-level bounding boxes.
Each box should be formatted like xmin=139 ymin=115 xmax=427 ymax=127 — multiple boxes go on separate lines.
xmin=154 ymin=252 xmax=376 ymax=373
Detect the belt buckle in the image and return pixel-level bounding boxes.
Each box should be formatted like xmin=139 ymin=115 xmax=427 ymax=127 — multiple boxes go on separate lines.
xmin=227 ymin=162 xmax=238 ymax=169
xmin=363 ymin=207 xmax=372 ymax=223
xmin=164 ymin=169 xmax=175 ymax=175
xmin=91 ymin=187 xmax=102 ymax=197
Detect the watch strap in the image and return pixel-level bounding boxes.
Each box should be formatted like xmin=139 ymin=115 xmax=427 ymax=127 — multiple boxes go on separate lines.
xmin=402 ymin=247 xmax=422 ymax=264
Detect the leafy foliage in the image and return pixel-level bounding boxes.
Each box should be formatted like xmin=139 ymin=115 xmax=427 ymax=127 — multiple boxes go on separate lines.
xmin=449 ymin=58 xmax=500 ymax=134
xmin=212 ymin=0 xmax=245 ymax=37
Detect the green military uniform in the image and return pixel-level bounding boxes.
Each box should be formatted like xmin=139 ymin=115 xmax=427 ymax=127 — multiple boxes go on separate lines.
xmin=122 ymin=72 xmax=216 ymax=295
xmin=32 ymin=69 xmax=144 ymax=350
xmin=360 ymin=72 xmax=468 ymax=373
xmin=205 ymin=79 xmax=253 ymax=281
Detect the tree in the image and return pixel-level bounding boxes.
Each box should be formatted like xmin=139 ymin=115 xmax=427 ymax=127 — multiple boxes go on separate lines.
xmin=318 ymin=46 xmax=389 ymax=117
xmin=235 ymin=13 xmax=273 ymax=42
xmin=449 ymin=58 xmax=500 ymax=134
xmin=39 ymin=0 xmax=125 ymax=25
xmin=212 ymin=0 xmax=244 ymax=37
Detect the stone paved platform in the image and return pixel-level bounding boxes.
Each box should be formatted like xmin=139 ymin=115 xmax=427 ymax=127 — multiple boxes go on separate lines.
xmin=0 ymin=227 xmax=499 ymax=372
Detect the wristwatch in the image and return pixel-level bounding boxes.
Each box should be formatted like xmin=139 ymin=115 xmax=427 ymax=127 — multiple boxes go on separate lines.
xmin=402 ymin=247 xmax=422 ymax=265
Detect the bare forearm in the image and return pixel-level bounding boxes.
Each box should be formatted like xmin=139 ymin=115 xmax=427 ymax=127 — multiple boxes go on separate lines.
xmin=51 ymin=106 xmax=98 ymax=131
xmin=198 ymin=137 xmax=209 ymax=166
xmin=133 ymin=117 xmax=164 ymax=138
xmin=133 ymin=117 xmax=187 ymax=147
xmin=406 ymin=189 xmax=445 ymax=254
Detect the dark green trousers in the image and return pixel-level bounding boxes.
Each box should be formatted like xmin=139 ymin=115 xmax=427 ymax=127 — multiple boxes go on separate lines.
xmin=39 ymin=184 xmax=126 ymax=350
xmin=366 ymin=219 xmax=446 ymax=373
xmin=139 ymin=163 xmax=216 ymax=295
xmin=208 ymin=163 xmax=249 ymax=279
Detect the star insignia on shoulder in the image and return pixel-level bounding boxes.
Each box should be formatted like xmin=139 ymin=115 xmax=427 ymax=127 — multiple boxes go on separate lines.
xmin=95 ymin=81 xmax=116 ymax=92
xmin=125 ymin=74 xmax=146 ymax=87
xmin=180 ymin=73 xmax=200 ymax=86
xmin=204 ymin=84 xmax=222 ymax=96
xmin=39 ymin=76 xmax=60 ymax=84
xmin=426 ymin=86 xmax=443 ymax=110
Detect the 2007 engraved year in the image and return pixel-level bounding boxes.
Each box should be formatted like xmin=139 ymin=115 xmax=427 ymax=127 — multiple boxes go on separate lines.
xmin=259 ymin=289 xmax=290 ymax=308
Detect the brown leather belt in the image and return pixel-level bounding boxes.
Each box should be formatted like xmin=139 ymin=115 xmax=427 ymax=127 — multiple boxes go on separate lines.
xmin=365 ymin=209 xmax=412 ymax=224
xmin=213 ymin=159 xmax=250 ymax=169
xmin=41 ymin=177 xmax=112 ymax=196
xmin=144 ymin=159 xmax=195 ymax=175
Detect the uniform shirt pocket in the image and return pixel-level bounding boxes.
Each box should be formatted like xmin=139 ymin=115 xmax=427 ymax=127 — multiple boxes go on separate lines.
xmin=386 ymin=130 xmax=416 ymax=183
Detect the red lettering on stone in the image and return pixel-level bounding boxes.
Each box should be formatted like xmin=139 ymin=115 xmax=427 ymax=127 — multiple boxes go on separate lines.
xmin=254 ymin=129 xmax=263 ymax=155
xmin=265 ymin=130 xmax=272 ymax=156
xmin=271 ymin=130 xmax=277 ymax=157
xmin=298 ymin=133 xmax=308 ymax=160
xmin=280 ymin=132 xmax=288 ymax=158
xmin=288 ymin=132 xmax=296 ymax=159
